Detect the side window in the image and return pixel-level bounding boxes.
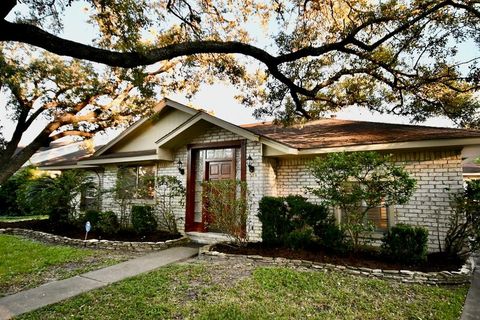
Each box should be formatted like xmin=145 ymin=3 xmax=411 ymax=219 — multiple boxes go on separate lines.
xmin=117 ymin=165 xmax=156 ymax=199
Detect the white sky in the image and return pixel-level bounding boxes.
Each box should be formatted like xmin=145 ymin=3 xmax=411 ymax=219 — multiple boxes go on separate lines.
xmin=1 ymin=1 xmax=471 ymax=147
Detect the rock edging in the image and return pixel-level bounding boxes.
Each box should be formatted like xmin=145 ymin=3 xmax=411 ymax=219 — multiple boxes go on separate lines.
xmin=0 ymin=228 xmax=190 ymax=251
xmin=199 ymin=245 xmax=474 ymax=285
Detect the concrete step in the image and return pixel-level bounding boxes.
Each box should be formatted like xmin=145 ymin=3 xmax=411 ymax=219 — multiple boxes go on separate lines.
xmin=186 ymin=232 xmax=230 ymax=244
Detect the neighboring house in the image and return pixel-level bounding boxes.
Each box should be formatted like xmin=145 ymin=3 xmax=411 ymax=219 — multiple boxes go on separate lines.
xmin=37 ymin=98 xmax=480 ymax=251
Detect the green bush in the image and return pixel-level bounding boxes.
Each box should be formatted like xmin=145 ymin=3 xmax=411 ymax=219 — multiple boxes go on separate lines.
xmin=318 ymin=223 xmax=350 ymax=253
xmin=131 ymin=206 xmax=157 ymax=234
xmin=258 ymin=196 xmax=293 ymax=246
xmin=258 ymin=195 xmax=333 ymax=248
xmin=81 ymin=209 xmax=101 ymax=226
xmin=0 ymin=167 xmax=35 ymax=216
xmin=445 ymin=180 xmax=480 ymax=258
xmin=381 ymin=224 xmax=428 ymax=264
xmin=285 ymin=228 xmax=313 ymax=249
xmin=97 ymin=211 xmax=120 ymax=235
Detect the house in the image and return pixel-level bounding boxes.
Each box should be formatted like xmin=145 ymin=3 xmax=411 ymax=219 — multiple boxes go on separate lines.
xmin=37 ymin=98 xmax=480 ymax=250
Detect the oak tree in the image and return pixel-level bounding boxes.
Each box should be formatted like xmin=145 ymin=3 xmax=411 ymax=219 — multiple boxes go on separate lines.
xmin=0 ymin=44 xmax=157 ymax=184
xmin=1 ymin=0 xmax=480 ymax=124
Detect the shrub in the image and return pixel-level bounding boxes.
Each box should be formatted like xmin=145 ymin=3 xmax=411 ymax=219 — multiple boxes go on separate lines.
xmin=318 ymin=223 xmax=351 ymax=253
xmin=284 ymin=228 xmax=313 ymax=249
xmin=381 ymin=224 xmax=428 ymax=264
xmin=155 ymin=175 xmax=185 ymax=233
xmin=202 ymin=180 xmax=249 ymax=246
xmin=131 ymin=206 xmax=157 ymax=234
xmin=258 ymin=196 xmax=293 ymax=246
xmin=97 ymin=211 xmax=120 ymax=235
xmin=19 ymin=170 xmax=95 ymax=225
xmin=258 ymin=195 xmax=333 ymax=248
xmin=444 ymin=180 xmax=480 ymax=258
xmin=81 ymin=209 xmax=101 ymax=226
xmin=0 ymin=167 xmax=35 ymax=216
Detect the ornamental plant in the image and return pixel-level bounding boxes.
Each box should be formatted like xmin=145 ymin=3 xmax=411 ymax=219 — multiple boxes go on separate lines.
xmin=444 ymin=180 xmax=480 ymax=258
xmin=202 ymin=179 xmax=250 ymax=247
xmin=155 ymin=175 xmax=186 ymax=234
xmin=309 ymin=151 xmax=416 ymax=250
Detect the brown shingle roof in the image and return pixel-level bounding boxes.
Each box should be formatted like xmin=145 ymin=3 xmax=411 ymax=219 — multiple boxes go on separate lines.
xmin=241 ymin=119 xmax=480 ymax=149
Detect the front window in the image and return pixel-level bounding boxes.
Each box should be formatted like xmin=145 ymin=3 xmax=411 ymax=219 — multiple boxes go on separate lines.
xmin=338 ymin=201 xmax=391 ymax=232
xmin=365 ymin=205 xmax=389 ymax=231
xmin=117 ymin=165 xmax=155 ymax=199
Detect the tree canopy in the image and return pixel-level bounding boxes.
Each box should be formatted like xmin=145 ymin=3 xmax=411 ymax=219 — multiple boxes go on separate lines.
xmin=1 ymin=0 xmax=480 ymax=125
xmin=0 ymin=44 xmax=157 ymax=183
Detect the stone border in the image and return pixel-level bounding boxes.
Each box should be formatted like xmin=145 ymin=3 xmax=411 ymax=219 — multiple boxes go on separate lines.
xmin=199 ymin=245 xmax=475 ymax=285
xmin=0 ymin=228 xmax=190 ymax=252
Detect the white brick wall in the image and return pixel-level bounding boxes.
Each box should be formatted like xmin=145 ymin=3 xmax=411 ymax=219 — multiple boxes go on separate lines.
xmin=274 ymin=150 xmax=463 ymax=251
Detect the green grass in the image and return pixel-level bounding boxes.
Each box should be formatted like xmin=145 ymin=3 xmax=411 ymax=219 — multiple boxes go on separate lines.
xmin=0 ymin=215 xmax=48 ymax=223
xmin=19 ymin=262 xmax=468 ymax=320
xmin=0 ymin=235 xmax=129 ymax=296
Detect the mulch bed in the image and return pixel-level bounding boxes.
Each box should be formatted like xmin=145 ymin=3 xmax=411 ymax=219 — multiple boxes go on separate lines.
xmin=212 ymin=243 xmax=465 ymax=272
xmin=0 ymin=219 xmax=181 ymax=242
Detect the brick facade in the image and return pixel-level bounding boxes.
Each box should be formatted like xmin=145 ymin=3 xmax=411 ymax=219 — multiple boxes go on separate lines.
xmin=95 ymin=123 xmax=464 ymax=251
xmin=274 ymin=150 xmax=463 ymax=251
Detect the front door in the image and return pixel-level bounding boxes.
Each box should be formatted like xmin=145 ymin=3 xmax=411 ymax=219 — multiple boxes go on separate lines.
xmin=203 ymin=160 xmax=235 ymax=231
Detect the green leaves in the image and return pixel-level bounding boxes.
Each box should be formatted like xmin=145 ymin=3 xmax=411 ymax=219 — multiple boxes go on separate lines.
xmin=309 ymin=151 xmax=416 ymax=249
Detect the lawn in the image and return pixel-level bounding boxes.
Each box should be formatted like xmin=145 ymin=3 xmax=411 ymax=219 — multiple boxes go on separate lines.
xmin=19 ymin=260 xmax=468 ymax=320
xmin=0 ymin=215 xmax=48 ymax=223
xmin=0 ymin=235 xmax=136 ymax=296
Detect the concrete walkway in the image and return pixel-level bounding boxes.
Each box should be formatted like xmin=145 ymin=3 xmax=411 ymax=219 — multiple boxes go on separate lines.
xmin=462 ymin=255 xmax=480 ymax=320
xmin=0 ymin=246 xmax=198 ymax=320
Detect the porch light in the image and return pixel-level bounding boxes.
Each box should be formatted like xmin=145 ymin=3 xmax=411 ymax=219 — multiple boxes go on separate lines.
xmin=247 ymin=155 xmax=255 ymax=173
xmin=177 ymin=159 xmax=185 ymax=175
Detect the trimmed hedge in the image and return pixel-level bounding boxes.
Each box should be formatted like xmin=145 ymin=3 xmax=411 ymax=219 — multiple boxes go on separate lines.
xmin=258 ymin=195 xmax=335 ymax=249
xmin=381 ymin=223 xmax=428 ymax=264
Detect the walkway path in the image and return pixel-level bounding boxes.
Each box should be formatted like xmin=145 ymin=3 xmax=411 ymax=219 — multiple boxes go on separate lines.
xmin=462 ymin=254 xmax=480 ymax=320
xmin=0 ymin=246 xmax=198 ymax=320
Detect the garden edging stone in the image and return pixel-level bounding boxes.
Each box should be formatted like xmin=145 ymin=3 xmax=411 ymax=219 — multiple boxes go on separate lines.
xmin=199 ymin=244 xmax=475 ymax=285
xmin=0 ymin=228 xmax=190 ymax=251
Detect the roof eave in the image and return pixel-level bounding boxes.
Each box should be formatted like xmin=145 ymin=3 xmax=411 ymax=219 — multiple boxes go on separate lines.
xmin=296 ymin=137 xmax=480 ymax=155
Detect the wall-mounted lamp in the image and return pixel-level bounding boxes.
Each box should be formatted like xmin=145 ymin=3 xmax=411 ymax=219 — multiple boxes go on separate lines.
xmin=177 ymin=159 xmax=185 ymax=175
xmin=247 ymin=155 xmax=255 ymax=173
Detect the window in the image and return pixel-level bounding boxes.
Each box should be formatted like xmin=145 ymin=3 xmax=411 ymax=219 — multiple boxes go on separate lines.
xmin=80 ymin=185 xmax=98 ymax=211
xmin=117 ymin=165 xmax=156 ymax=199
xmin=365 ymin=205 xmax=389 ymax=231
xmin=337 ymin=202 xmax=392 ymax=232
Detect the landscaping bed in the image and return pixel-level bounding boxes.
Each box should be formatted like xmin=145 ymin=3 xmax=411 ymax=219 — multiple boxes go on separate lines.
xmin=212 ymin=243 xmax=465 ymax=273
xmin=0 ymin=219 xmax=181 ymax=242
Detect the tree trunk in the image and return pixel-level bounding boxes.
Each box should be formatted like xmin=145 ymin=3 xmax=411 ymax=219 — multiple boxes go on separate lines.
xmin=0 ymin=131 xmax=50 ymax=185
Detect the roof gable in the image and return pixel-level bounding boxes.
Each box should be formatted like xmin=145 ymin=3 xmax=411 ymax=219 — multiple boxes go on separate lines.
xmin=155 ymin=112 xmax=260 ymax=149
xmin=93 ymin=98 xmax=197 ymax=157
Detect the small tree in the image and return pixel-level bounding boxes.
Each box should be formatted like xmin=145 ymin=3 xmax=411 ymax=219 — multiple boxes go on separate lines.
xmin=110 ymin=172 xmax=136 ymax=228
xmin=202 ymin=179 xmax=249 ymax=247
xmin=19 ymin=170 xmax=96 ymax=225
xmin=155 ymin=175 xmax=185 ymax=234
xmin=444 ymin=180 xmax=480 ymax=258
xmin=309 ymin=152 xmax=416 ymax=250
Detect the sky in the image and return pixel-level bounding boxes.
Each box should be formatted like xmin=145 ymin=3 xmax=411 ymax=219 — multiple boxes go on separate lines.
xmin=0 ymin=1 xmax=470 ymax=147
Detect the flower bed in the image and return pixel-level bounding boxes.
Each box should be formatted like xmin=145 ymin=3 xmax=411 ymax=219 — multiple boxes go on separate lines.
xmin=0 ymin=228 xmax=190 ymax=252
xmin=199 ymin=245 xmax=475 ymax=285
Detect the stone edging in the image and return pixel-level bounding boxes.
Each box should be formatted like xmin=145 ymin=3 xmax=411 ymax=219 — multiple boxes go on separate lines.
xmin=199 ymin=245 xmax=475 ymax=285
xmin=0 ymin=228 xmax=190 ymax=252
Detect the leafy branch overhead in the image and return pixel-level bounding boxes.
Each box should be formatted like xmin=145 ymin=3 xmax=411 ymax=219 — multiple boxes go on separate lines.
xmin=0 ymin=44 xmax=158 ymax=184
xmin=2 ymin=1 xmax=480 ymax=124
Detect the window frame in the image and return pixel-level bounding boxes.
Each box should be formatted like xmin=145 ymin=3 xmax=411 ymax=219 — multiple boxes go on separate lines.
xmin=334 ymin=203 xmax=395 ymax=233
xmin=117 ymin=164 xmax=157 ymax=200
